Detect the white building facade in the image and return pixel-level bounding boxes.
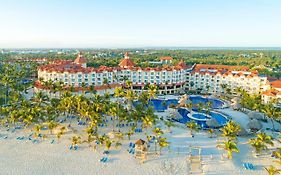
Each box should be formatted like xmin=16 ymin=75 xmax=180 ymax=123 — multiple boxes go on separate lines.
xmin=36 ymin=52 xmax=269 ymax=96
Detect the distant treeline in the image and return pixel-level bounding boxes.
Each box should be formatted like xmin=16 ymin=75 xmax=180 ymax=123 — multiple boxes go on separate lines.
xmin=1 ymin=49 xmax=281 ymax=78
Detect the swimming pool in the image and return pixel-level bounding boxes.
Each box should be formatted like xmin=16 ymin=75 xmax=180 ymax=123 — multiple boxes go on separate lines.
xmin=176 ymin=108 xmax=228 ymax=128
xmin=141 ymin=95 xmax=225 ymax=111
xmin=189 ymin=95 xmax=225 ymax=109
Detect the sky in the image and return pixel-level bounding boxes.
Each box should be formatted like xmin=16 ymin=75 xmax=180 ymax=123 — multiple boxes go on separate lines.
xmin=0 ymin=0 xmax=280 ymax=48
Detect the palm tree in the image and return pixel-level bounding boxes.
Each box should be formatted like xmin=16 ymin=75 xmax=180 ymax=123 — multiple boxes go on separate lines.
xmin=56 ymin=126 xmax=66 ymax=141
xmin=142 ymin=116 xmax=154 ymax=133
xmin=105 ymin=139 xmax=112 ymax=151
xmin=158 ymin=137 xmax=169 ymax=155
xmin=249 ymin=132 xmax=273 ymax=154
xmin=256 ymin=132 xmax=274 ymax=146
xmin=208 ymin=128 xmax=215 ymax=138
xmin=186 ymin=121 xmax=199 ymax=137
xmin=217 ymin=140 xmax=239 ymax=159
xmin=32 ymin=91 xmax=49 ymax=107
xmin=71 ymin=135 xmax=81 ymax=147
xmin=152 ymin=127 xmax=164 ymax=154
xmin=262 ymin=104 xmax=280 ymax=131
xmin=164 ymin=120 xmax=175 ymax=133
xmin=220 ymin=121 xmax=241 ymax=140
xmin=124 ymin=90 xmax=135 ymax=111
xmin=125 ymin=80 xmax=133 ymax=90
xmin=34 ymin=124 xmax=43 ymax=138
xmin=265 ymin=165 xmax=281 ymax=175
xmin=249 ymin=138 xmax=267 ymax=154
xmin=126 ymin=129 xmax=134 ymax=140
xmin=148 ymin=84 xmax=158 ymax=100
xmin=45 ymin=120 xmax=59 ymax=135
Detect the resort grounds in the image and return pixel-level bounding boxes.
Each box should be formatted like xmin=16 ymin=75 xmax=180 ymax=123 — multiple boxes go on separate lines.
xmin=1 ymin=92 xmax=281 ymax=175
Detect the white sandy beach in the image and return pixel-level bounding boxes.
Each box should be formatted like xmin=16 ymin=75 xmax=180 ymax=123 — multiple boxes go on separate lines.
xmin=0 ymin=107 xmax=279 ymax=175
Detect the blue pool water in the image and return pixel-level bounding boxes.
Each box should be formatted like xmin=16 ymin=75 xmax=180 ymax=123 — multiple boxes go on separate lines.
xmin=177 ymin=108 xmax=191 ymax=123
xmin=177 ymin=108 xmax=228 ymax=128
xmin=192 ymin=114 xmax=208 ymax=120
xmin=142 ymin=96 xmax=224 ymax=111
xmin=133 ymin=95 xmax=227 ymax=128
xmin=189 ymin=96 xmax=224 ymax=109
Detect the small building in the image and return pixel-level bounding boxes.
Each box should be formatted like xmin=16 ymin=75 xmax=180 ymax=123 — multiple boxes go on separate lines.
xmin=160 ymin=56 xmax=173 ymax=64
xmin=135 ymin=139 xmax=147 ymax=163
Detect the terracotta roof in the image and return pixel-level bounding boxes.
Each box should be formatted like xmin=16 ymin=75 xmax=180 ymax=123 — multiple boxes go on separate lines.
xmin=160 ymin=56 xmax=173 ymax=61
xmin=271 ymin=80 xmax=281 ymax=89
xmin=119 ymin=52 xmax=135 ymax=68
xmin=74 ymin=53 xmax=87 ymax=64
xmin=135 ymin=139 xmax=146 ymax=145
xmin=177 ymin=60 xmax=188 ymax=69
xmin=194 ymin=64 xmax=249 ymax=71
xmin=262 ymin=89 xmax=280 ymax=97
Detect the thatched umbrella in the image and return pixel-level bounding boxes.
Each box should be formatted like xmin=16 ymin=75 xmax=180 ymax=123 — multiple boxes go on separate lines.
xmin=167 ymin=108 xmax=182 ymax=120
xmin=247 ymin=119 xmax=262 ymax=131
xmin=248 ymin=111 xmax=264 ymax=120
xmin=206 ymin=118 xmax=220 ymax=128
xmin=178 ymin=94 xmax=188 ymax=106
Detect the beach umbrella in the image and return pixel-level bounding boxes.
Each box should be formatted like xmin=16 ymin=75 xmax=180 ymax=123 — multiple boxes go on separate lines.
xmin=178 ymin=94 xmax=189 ymax=106
xmin=248 ymin=111 xmax=264 ymax=120
xmin=247 ymin=119 xmax=262 ymax=131
xmin=167 ymin=109 xmax=182 ymax=120
xmin=206 ymin=118 xmax=220 ymax=128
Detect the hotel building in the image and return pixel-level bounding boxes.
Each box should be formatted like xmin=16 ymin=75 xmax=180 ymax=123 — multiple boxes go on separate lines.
xmin=35 ymin=52 xmax=269 ymax=98
xmin=36 ymin=52 xmax=192 ymax=95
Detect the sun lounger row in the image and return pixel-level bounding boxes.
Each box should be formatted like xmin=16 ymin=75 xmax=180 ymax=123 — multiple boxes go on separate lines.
xmin=78 ymin=121 xmax=86 ymax=125
xmin=100 ymin=157 xmax=109 ymax=163
xmin=58 ymin=118 xmax=66 ymax=123
xmin=135 ymin=128 xmax=142 ymax=133
xmin=67 ymin=116 xmax=77 ymax=119
xmin=69 ymin=145 xmax=79 ymax=150
xmin=0 ymin=135 xmax=8 ymax=139
xmin=243 ymin=163 xmax=254 ymax=170
xmin=128 ymin=148 xmax=135 ymax=154
xmin=129 ymin=142 xmax=135 ymax=148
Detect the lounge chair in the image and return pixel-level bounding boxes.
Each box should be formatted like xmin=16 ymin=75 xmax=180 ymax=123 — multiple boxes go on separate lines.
xmin=73 ymin=145 xmax=78 ymax=150
xmin=32 ymin=139 xmax=39 ymax=144
xmin=243 ymin=163 xmax=254 ymax=170
xmin=100 ymin=157 xmax=109 ymax=163
xmin=50 ymin=139 xmax=55 ymax=144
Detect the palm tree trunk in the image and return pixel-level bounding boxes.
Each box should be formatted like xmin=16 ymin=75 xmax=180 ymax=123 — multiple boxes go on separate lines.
xmin=271 ymin=118 xmax=276 ymax=131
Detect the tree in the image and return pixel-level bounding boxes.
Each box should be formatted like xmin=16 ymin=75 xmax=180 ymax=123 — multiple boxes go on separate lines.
xmin=105 ymin=139 xmax=112 ymax=151
xmin=45 ymin=120 xmax=59 ymax=135
xmin=220 ymin=121 xmax=241 ymax=141
xmin=264 ymin=165 xmax=281 ymax=175
xmin=249 ymin=132 xmax=273 ymax=154
xmin=152 ymin=127 xmax=164 ymax=154
xmin=158 ymin=137 xmax=169 ymax=155
xmin=208 ymin=128 xmax=215 ymax=138
xmin=217 ymin=140 xmax=239 ymax=159
xmin=148 ymin=84 xmax=158 ymax=100
xmin=56 ymin=126 xmax=66 ymax=141
xmin=71 ymin=136 xmax=81 ymax=147
xmin=164 ymin=120 xmax=175 ymax=133
xmin=262 ymin=103 xmax=281 ymax=131
xmin=126 ymin=129 xmax=134 ymax=140
xmin=186 ymin=121 xmax=199 ymax=137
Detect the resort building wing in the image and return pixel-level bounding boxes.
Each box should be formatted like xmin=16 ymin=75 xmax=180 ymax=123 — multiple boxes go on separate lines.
xmin=36 ymin=52 xmax=272 ymax=101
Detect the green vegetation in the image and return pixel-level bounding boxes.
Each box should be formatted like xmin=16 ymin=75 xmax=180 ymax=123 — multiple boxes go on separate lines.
xmin=1 ymin=49 xmax=281 ymax=78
